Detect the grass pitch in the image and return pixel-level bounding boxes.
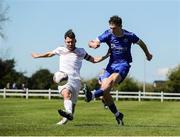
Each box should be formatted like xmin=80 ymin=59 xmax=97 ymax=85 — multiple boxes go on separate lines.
xmin=0 ymin=98 xmax=180 ymax=136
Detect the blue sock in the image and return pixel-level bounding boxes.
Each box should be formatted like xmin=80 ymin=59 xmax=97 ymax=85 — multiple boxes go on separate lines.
xmin=108 ymin=103 xmax=118 ymax=114
xmin=94 ymin=89 xmax=104 ymax=98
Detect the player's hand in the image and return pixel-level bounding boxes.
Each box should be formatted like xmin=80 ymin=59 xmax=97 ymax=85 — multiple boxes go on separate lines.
xmin=31 ymin=53 xmax=39 ymax=58
xmin=146 ymin=53 xmax=153 ymax=61
xmin=88 ymin=40 xmax=100 ymax=49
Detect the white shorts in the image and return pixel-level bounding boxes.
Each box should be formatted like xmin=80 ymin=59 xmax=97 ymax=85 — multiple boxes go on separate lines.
xmin=58 ymin=77 xmax=81 ymax=104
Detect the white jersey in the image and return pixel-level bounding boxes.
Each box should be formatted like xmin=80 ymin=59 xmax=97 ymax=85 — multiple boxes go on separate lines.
xmin=52 ymin=46 xmax=87 ymax=80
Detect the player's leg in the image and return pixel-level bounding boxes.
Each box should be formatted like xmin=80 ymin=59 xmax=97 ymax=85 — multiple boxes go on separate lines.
xmin=101 ymin=97 xmax=108 ymax=109
xmin=56 ymin=76 xmax=81 ymax=125
xmin=83 ymin=70 xmax=111 ymax=102
xmin=103 ymin=63 xmax=130 ymax=125
xmin=84 ymin=72 xmax=117 ymax=102
xmin=58 ymin=88 xmax=73 ymax=121
xmin=57 ymin=102 xmax=76 ymax=125
xmin=103 ymin=93 xmax=124 ymax=125
xmin=62 ymin=89 xmax=73 ymax=114
xmin=58 ymin=78 xmax=80 ymax=123
xmin=101 ymin=73 xmax=124 ymax=125
xmin=87 ymin=66 xmax=122 ymax=100
xmin=56 ymin=90 xmax=72 ymax=125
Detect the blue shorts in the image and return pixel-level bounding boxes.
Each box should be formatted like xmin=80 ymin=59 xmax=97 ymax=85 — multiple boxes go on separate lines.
xmin=98 ymin=62 xmax=131 ymax=83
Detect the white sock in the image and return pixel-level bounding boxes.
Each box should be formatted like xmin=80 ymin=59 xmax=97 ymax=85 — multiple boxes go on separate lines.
xmin=91 ymin=90 xmax=95 ymax=99
xmin=64 ymin=100 xmax=72 ymax=114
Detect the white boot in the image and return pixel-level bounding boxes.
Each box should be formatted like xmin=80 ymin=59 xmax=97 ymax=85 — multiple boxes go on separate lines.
xmin=56 ymin=117 xmax=68 ymax=125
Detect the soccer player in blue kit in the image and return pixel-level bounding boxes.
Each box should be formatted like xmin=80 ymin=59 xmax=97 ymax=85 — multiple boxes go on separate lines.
xmin=84 ymin=15 xmax=153 ymax=125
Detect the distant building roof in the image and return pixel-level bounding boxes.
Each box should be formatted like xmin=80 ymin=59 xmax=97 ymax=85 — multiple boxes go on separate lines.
xmin=153 ymin=80 xmax=166 ymax=87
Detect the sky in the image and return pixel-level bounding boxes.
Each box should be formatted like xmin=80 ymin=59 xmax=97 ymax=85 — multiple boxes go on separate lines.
xmin=0 ymin=0 xmax=180 ymax=83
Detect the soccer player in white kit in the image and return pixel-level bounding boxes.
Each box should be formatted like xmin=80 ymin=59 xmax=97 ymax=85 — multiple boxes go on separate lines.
xmin=31 ymin=29 xmax=110 ymax=125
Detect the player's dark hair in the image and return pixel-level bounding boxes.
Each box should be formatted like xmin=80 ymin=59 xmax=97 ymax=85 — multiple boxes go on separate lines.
xmin=64 ymin=29 xmax=76 ymax=39
xmin=109 ymin=15 xmax=122 ymax=27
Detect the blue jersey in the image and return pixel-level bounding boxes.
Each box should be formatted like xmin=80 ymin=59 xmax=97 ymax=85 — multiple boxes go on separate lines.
xmin=98 ymin=29 xmax=139 ymax=63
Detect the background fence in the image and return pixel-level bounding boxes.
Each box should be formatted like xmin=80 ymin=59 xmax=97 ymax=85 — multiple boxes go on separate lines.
xmin=0 ymin=88 xmax=180 ymax=102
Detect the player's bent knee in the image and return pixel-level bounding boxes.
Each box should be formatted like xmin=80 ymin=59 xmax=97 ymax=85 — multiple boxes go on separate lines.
xmin=110 ymin=73 xmax=122 ymax=84
xmin=61 ymin=89 xmax=72 ymax=100
xmin=101 ymin=79 xmax=113 ymax=90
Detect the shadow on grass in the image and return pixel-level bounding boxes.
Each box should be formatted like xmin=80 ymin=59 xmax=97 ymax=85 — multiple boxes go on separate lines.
xmin=125 ymin=124 xmax=179 ymax=128
xmin=74 ymin=123 xmax=103 ymax=127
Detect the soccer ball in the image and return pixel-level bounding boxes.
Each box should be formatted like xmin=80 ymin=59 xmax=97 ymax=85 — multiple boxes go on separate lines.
xmin=53 ymin=71 xmax=68 ymax=85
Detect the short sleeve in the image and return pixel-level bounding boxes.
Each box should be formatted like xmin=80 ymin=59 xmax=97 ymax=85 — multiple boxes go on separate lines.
xmin=131 ymin=33 xmax=140 ymax=44
xmin=98 ymin=30 xmax=111 ymax=43
xmin=79 ymin=48 xmax=87 ymax=58
xmin=52 ymin=47 xmax=63 ymax=55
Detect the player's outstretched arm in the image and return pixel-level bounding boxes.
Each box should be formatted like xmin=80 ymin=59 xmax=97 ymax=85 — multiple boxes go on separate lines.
xmin=86 ymin=49 xmax=110 ymax=63
xmin=137 ymin=40 xmax=153 ymax=61
xmin=31 ymin=51 xmax=55 ymax=58
xmin=88 ymin=40 xmax=100 ymax=49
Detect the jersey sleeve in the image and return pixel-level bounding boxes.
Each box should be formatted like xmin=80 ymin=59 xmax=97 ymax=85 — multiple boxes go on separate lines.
xmin=52 ymin=47 xmax=63 ymax=55
xmin=130 ymin=33 xmax=140 ymax=44
xmin=83 ymin=49 xmax=94 ymax=61
xmin=78 ymin=48 xmax=88 ymax=59
xmin=97 ymin=30 xmax=110 ymax=43
xmin=80 ymin=48 xmax=92 ymax=61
